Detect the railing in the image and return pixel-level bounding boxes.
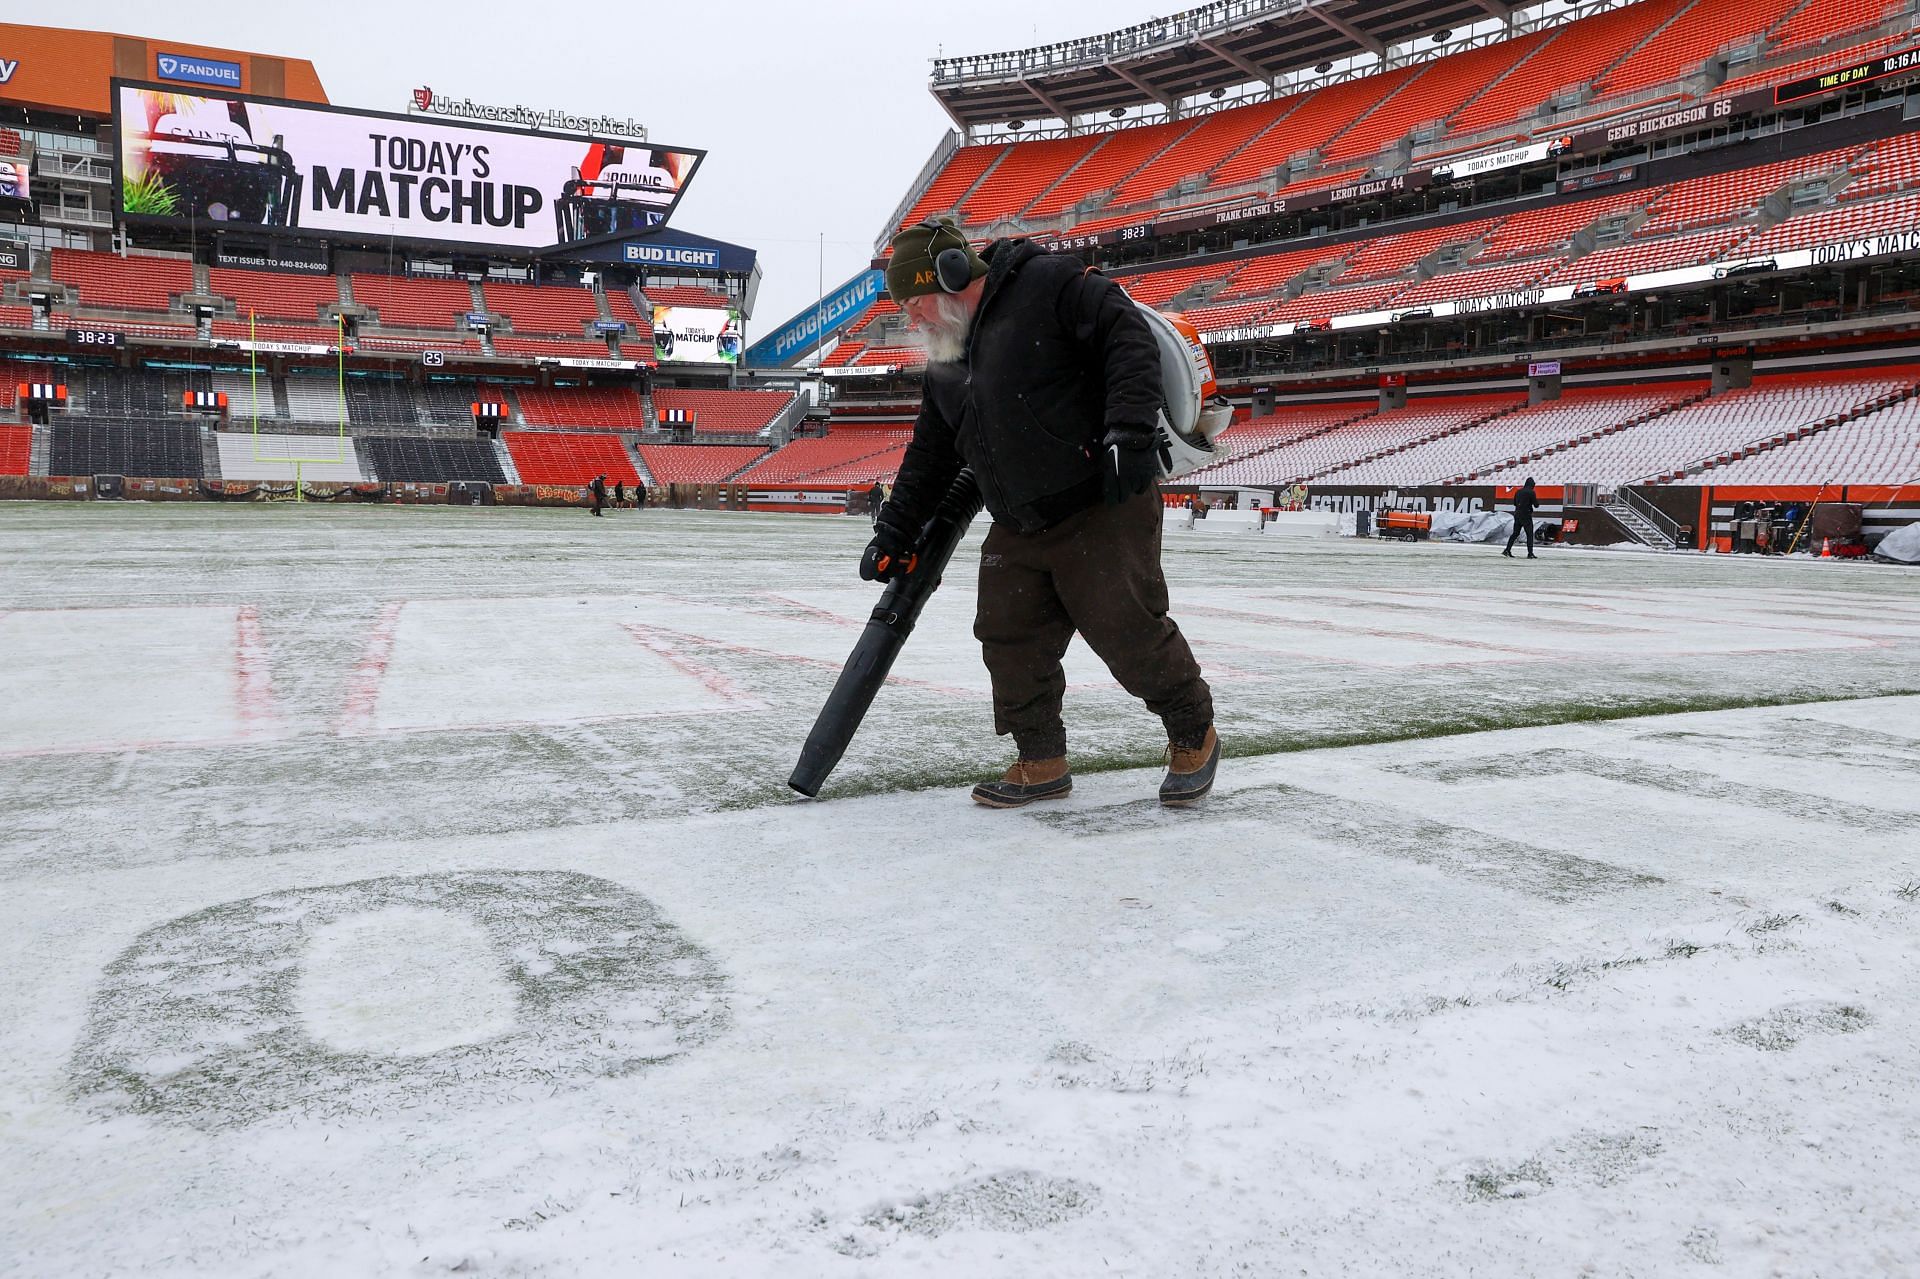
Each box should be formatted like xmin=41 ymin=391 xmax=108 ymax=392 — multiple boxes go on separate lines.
xmin=932 ymin=0 xmax=1313 ymax=84
xmin=1616 ymin=485 xmax=1682 ymax=544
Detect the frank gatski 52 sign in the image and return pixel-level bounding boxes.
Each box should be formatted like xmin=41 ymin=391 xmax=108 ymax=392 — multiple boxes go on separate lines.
xmin=113 ymin=81 xmax=704 ymax=253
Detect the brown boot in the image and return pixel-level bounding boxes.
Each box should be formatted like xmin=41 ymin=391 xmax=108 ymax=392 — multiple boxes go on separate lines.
xmin=971 ymin=757 xmax=1072 ymax=808
xmin=1160 ymin=727 xmax=1220 ymax=807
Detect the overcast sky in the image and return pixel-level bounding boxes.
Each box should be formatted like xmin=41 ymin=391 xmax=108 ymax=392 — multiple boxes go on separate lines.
xmin=51 ymin=0 xmax=1162 ymax=338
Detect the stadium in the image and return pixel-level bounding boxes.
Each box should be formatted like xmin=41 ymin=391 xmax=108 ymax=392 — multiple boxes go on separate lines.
xmin=4 ymin=3 xmax=1920 ymax=1274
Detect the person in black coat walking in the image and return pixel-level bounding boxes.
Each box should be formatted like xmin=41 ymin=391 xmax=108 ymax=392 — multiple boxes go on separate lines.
xmin=589 ymin=473 xmax=606 ymax=517
xmin=863 ymin=216 xmax=1217 ymax=808
xmin=1504 ymin=477 xmax=1539 ymax=558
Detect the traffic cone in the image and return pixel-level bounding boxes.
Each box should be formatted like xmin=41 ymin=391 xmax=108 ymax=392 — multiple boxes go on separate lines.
xmin=1821 ymin=537 xmax=1832 ymax=558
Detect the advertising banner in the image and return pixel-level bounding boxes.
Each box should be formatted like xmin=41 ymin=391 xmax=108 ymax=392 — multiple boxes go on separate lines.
xmin=214 ymin=239 xmax=331 ymax=274
xmin=113 ymin=81 xmax=703 ymax=253
xmin=651 ymin=305 xmax=741 ymax=365
xmin=744 ymin=269 xmax=884 ymax=368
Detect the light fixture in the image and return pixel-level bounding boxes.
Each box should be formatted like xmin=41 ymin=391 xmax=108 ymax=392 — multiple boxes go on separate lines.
xmin=1315 ymin=60 xmax=1332 ymax=73
xmin=1008 ymin=119 xmax=1025 ymax=131
xmin=1209 ymin=86 xmax=1226 ymax=99
xmin=1109 ymin=106 xmax=1127 ymax=118
xmin=1433 ymin=29 xmax=1452 ymax=42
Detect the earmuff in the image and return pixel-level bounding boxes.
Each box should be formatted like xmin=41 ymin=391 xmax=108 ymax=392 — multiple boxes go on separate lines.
xmin=917 ymin=219 xmax=977 ymax=294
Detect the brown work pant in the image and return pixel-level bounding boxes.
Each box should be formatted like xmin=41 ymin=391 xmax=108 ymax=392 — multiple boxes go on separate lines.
xmin=974 ymin=491 xmax=1213 ymax=760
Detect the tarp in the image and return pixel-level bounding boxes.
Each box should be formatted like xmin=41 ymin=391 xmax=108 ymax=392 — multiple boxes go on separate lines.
xmin=1874 ymin=522 xmax=1920 ymax=563
xmin=1431 ymin=511 xmax=1513 ymax=543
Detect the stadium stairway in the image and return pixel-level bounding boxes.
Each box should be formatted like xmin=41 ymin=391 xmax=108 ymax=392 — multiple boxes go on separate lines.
xmin=1609 ymin=498 xmax=1681 ymax=550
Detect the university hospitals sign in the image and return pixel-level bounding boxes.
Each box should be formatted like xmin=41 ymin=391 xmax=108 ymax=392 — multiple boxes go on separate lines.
xmin=407 ymin=87 xmax=648 ymax=140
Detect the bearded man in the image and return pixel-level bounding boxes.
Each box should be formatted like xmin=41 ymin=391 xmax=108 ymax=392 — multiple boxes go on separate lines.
xmin=861 ymin=216 xmax=1218 ymax=808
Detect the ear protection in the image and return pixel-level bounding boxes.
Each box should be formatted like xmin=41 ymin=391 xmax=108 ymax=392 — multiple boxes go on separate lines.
xmin=917 ymin=218 xmax=977 ymax=294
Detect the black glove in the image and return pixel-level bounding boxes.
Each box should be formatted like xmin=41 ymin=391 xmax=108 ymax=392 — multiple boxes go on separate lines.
xmin=859 ymin=514 xmax=917 ymax=582
xmin=1102 ymin=427 xmax=1159 ymax=505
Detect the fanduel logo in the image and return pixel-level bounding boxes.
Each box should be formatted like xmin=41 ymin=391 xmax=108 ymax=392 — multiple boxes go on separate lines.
xmin=155 ymin=52 xmax=244 ymax=87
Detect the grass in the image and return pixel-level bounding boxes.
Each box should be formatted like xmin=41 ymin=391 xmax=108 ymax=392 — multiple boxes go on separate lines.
xmin=803 ymin=686 xmax=1920 ymax=803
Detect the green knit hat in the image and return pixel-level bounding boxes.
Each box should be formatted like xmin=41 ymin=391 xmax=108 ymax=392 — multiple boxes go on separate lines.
xmin=886 ymin=216 xmax=988 ymax=300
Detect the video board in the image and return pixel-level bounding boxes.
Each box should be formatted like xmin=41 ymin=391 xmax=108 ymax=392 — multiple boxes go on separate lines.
xmin=113 ymin=82 xmax=702 ymax=253
xmin=651 ymin=305 xmax=742 ymax=365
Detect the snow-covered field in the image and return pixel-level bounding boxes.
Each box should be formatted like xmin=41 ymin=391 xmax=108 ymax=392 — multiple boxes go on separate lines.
xmin=2 ymin=503 xmax=1918 ymax=1277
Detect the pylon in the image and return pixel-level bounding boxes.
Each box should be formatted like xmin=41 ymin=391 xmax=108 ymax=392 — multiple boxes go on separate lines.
xmin=1821 ymin=537 xmax=1832 ymax=558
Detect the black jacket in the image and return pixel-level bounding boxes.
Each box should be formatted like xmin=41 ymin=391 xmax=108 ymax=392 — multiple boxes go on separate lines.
xmin=884 ymin=239 xmax=1164 ymax=534
xmin=1513 ymin=484 xmax=1538 ymax=522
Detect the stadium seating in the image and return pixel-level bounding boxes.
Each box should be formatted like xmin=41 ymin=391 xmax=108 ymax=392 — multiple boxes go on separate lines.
xmin=0 ymin=424 xmax=29 ymax=475
xmin=48 ymin=419 xmax=204 ymax=477
xmin=209 ymin=267 xmax=340 ymax=323
xmin=733 ymin=430 xmax=911 ymax=484
xmin=639 ymin=286 xmax=735 ymax=309
xmin=1713 ymin=30 xmax=1911 ymax=98
xmin=1477 ymin=369 xmax=1913 ymax=483
xmin=209 ymin=317 xmax=344 ymax=346
xmin=1114 ymin=259 xmax=1244 ymax=307
xmin=821 ymin=341 xmax=867 ymax=368
xmin=1836 ymin=131 xmax=1920 ymax=203
xmin=1107 ymin=100 xmax=1297 ymax=208
xmin=517 ymin=385 xmax=649 ymax=430
xmin=636 ymin=443 xmax=767 ymax=483
xmin=284 ymin=374 xmax=348 ymax=426
xmin=1339 ymin=216 xmax=1505 ymax=282
xmin=491 ymin=335 xmax=616 ymax=360
xmin=1215 ymin=69 xmax=1423 ymax=188
xmin=0 ymin=306 xmax=33 ymax=331
xmin=1546 ymin=227 xmax=1753 ymax=286
xmin=1207 ymin=401 xmax=1375 ymax=460
xmin=852 ymin=345 xmax=929 ymax=369
xmin=1739 ymin=190 xmax=1920 ymax=256
xmin=1264 ymin=279 xmax=1410 ymax=324
xmin=1634 ymin=145 xmax=1864 ymax=237
xmin=1697 ymin=390 xmax=1920 ymax=484
xmin=651 ymin=387 xmax=794 ymax=435
xmin=1764 ymin=0 xmax=1905 ymax=53
xmin=1024 ymin=118 xmax=1196 ymax=218
xmin=502 ymin=431 xmax=642 ymax=486
xmin=350 ymin=273 xmax=475 ymax=330
xmin=50 ymin=249 xmax=194 ymax=313
xmin=799 ymin=445 xmax=910 ymax=486
xmin=358 ymin=436 xmax=505 ymax=483
xmin=1390 ymin=260 xmax=1555 ymax=309
xmin=1362 ymin=382 xmax=1712 ymax=484
xmin=1324 ymin=31 xmax=1553 ymax=165
xmin=1208 ymin=245 xmax=1350 ymax=302
xmin=214 ymin=432 xmax=362 ymax=483
xmin=1445 ymin=1 xmax=1687 ymax=137
xmin=1596 ymin=0 xmax=1793 ymax=98
xmin=345 ymin=377 xmax=421 ymax=429
xmin=1471 ymin=188 xmax=1664 ymax=263
xmin=50 ymin=311 xmax=198 ymax=341
xmin=959 ymin=134 xmax=1105 ymax=223
xmin=482 ymin=280 xmax=602 ymax=335
xmin=898 ymin=144 xmax=1008 ymax=228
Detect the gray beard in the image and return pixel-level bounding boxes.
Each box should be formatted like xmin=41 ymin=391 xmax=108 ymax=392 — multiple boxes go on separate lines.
xmin=920 ymin=325 xmax=968 ymax=364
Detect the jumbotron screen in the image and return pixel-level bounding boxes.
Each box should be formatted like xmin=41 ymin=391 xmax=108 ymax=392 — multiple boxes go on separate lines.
xmin=113 ymin=82 xmax=703 ymax=253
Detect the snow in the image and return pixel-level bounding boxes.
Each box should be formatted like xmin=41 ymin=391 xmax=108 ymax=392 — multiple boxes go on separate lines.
xmin=1 ymin=502 xmax=1919 ymax=1276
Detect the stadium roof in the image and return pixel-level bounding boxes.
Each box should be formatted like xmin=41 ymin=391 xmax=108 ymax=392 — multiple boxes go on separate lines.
xmin=928 ymin=0 xmax=1534 ymax=129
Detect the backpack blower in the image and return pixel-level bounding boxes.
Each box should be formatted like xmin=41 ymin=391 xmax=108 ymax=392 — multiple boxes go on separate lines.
xmin=787 ymin=303 xmax=1229 ymax=798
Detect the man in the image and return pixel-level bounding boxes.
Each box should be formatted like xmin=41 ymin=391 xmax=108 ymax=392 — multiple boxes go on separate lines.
xmin=589 ymin=473 xmax=607 ymax=517
xmin=1503 ymin=477 xmax=1538 ymax=558
xmin=614 ymin=478 xmax=627 ymax=509
xmin=863 ymin=216 xmax=1217 ymax=808
xmin=867 ymin=480 xmax=888 ymax=526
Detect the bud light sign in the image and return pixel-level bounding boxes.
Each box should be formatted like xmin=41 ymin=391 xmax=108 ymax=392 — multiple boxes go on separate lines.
xmin=745 ymin=269 xmax=884 ymax=368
